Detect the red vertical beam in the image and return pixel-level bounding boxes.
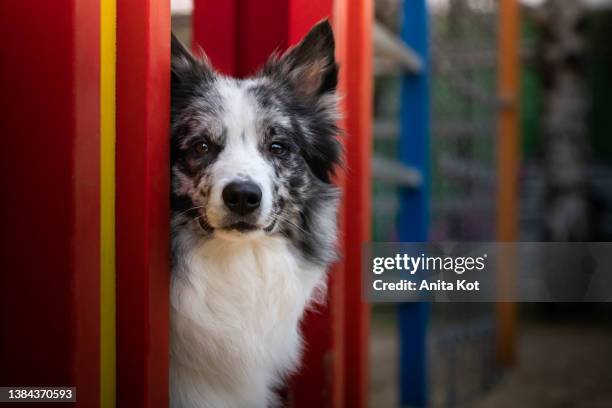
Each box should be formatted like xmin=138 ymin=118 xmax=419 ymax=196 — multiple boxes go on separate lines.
xmin=193 ymin=0 xmax=290 ymax=78
xmin=193 ymin=0 xmax=333 ymax=77
xmin=192 ymin=0 xmax=238 ymax=75
xmin=334 ymin=0 xmax=372 ymax=407
xmin=0 ymin=1 xmax=100 ymax=407
xmin=234 ymin=1 xmax=290 ymax=77
xmin=73 ymin=0 xmax=103 ymax=404
xmin=116 ymin=0 xmax=170 ymax=407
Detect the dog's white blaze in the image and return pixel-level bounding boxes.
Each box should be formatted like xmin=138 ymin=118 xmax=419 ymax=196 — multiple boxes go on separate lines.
xmin=205 ymin=79 xmax=275 ymax=228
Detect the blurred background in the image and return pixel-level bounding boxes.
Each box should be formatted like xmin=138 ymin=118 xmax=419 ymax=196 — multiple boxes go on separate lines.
xmin=370 ymin=1 xmax=612 ymax=407
xmin=172 ymin=0 xmax=612 ymax=406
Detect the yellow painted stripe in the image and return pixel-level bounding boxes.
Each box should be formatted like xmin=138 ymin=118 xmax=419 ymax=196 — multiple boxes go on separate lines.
xmin=100 ymin=0 xmax=116 ymax=406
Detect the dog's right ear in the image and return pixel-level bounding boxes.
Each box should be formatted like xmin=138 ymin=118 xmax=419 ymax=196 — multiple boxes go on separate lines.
xmin=264 ymin=19 xmax=337 ymax=99
xmin=171 ymin=34 xmax=213 ymax=85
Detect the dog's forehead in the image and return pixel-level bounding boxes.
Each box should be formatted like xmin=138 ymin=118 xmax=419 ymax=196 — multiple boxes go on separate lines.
xmin=215 ymin=77 xmax=291 ymax=134
xmin=175 ymin=75 xmax=295 ymax=149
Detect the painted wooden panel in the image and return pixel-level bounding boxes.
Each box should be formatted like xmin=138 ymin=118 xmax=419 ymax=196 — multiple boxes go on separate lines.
xmin=0 ymin=1 xmax=101 ymax=406
xmin=116 ymin=1 xmax=171 ymax=406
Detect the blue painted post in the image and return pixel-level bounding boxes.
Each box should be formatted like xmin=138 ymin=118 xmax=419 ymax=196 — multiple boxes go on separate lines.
xmin=397 ymin=0 xmax=431 ymax=407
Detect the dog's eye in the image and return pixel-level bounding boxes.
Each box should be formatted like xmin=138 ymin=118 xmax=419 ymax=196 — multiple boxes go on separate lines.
xmin=269 ymin=142 xmax=286 ymax=156
xmin=192 ymin=141 xmax=209 ymax=155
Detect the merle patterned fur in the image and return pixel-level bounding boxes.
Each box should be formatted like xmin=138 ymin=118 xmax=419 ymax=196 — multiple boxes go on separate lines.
xmin=170 ymin=20 xmax=342 ymax=267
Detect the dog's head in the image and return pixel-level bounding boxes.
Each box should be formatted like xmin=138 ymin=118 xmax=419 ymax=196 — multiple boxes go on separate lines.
xmin=171 ymin=20 xmax=341 ymax=245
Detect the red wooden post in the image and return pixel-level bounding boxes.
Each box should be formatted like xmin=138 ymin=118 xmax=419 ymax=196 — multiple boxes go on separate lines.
xmin=192 ymin=1 xmax=372 ymax=406
xmin=116 ymin=0 xmax=171 ymax=406
xmin=192 ymin=0 xmax=237 ymax=75
xmin=334 ymin=1 xmax=373 ymax=407
xmin=0 ymin=1 xmax=101 ymax=406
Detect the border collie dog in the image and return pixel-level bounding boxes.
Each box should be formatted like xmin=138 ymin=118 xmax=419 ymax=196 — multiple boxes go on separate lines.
xmin=170 ymin=20 xmax=341 ymax=408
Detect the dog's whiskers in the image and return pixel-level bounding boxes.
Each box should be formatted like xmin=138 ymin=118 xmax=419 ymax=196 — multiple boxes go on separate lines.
xmin=272 ymin=213 xmax=311 ymax=236
xmin=175 ymin=205 xmax=206 ymax=218
xmin=192 ymin=213 xmax=212 ymax=231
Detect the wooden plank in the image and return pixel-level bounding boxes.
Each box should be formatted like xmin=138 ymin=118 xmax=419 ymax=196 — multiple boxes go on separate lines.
xmin=116 ymin=0 xmax=170 ymax=406
xmin=373 ymin=21 xmax=423 ymax=74
xmin=496 ymin=0 xmax=521 ymax=368
xmin=334 ymin=0 xmax=373 ymax=407
xmin=372 ymin=156 xmax=422 ymax=188
xmin=0 ymin=1 xmax=101 ymax=406
xmin=192 ymin=0 xmax=237 ymax=75
xmin=74 ymin=1 xmax=103 ymax=403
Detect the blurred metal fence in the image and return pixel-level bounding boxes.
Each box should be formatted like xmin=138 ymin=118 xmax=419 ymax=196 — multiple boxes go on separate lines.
xmin=428 ymin=2 xmax=500 ymax=406
xmin=372 ymin=1 xmax=502 ymax=406
xmin=429 ymin=0 xmax=498 ymax=243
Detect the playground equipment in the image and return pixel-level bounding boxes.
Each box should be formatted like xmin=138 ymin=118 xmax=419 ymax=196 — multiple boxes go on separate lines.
xmin=0 ymin=0 xmax=519 ymax=406
xmin=0 ymin=0 xmax=371 ymax=407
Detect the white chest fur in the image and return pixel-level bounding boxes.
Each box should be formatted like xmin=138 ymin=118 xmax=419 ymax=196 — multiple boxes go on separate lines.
xmin=170 ymin=234 xmax=325 ymax=408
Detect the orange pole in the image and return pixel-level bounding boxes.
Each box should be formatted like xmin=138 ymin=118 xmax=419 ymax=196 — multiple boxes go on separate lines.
xmin=496 ymin=0 xmax=521 ymax=367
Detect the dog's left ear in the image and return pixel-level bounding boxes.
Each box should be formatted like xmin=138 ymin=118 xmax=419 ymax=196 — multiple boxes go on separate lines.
xmin=171 ymin=34 xmax=213 ymax=86
xmin=269 ymin=19 xmax=338 ymax=98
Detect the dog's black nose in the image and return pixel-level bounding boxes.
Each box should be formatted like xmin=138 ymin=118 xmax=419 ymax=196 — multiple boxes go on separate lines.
xmin=222 ymin=181 xmax=262 ymax=215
